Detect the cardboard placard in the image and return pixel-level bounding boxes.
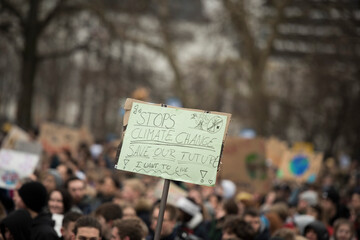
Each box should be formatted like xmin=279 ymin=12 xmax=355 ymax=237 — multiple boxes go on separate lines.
xmin=39 ymin=123 xmax=81 ymax=154
xmin=220 ymin=137 xmax=271 ymax=194
xmin=0 ymin=149 xmax=39 ymax=189
xmin=1 ymin=125 xmax=30 ymax=149
xmin=277 ymin=150 xmax=323 ymax=183
xmin=116 ymin=99 xmax=231 ymax=186
xmin=266 ymin=137 xmax=288 ymax=168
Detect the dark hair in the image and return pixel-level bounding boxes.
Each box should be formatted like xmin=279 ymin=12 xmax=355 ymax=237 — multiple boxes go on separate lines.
xmin=113 ymin=218 xmax=143 ymax=240
xmin=223 ymin=215 xmax=255 ymax=240
xmin=333 ymin=218 xmax=354 ymax=239
xmin=244 ymin=208 xmax=260 ymax=217
xmin=65 ymin=176 xmax=84 ymax=189
xmin=49 ymin=188 xmax=73 ymax=214
xmin=152 ymin=203 xmax=178 ymax=221
xmin=95 ymin=202 xmax=123 ymax=222
xmin=62 ymin=211 xmax=83 ymax=228
xmin=224 ymin=198 xmax=239 ymax=215
xmin=73 ymin=216 xmax=102 ymax=237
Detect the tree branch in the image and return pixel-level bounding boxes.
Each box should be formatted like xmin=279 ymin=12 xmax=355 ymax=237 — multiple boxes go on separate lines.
xmin=38 ymin=0 xmax=68 ymax=34
xmin=0 ymin=0 xmax=25 ymax=26
xmin=37 ymin=42 xmax=88 ymax=61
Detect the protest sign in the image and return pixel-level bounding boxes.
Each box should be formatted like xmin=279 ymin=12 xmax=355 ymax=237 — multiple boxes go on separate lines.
xmin=266 ymin=137 xmax=288 ymax=168
xmin=39 ymin=122 xmax=81 ymax=154
xmin=0 ymin=149 xmax=39 ymax=189
xmin=277 ymin=150 xmax=323 ymax=183
xmin=220 ymin=137 xmax=271 ymax=194
xmin=153 ymin=179 xmax=188 ymax=205
xmin=116 ymin=99 xmax=231 ymax=186
xmin=1 ymin=125 xmax=30 ymax=149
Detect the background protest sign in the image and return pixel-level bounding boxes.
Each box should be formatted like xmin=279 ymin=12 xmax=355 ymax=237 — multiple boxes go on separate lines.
xmin=0 ymin=149 xmax=39 ymax=189
xmin=266 ymin=137 xmax=288 ymax=168
xmin=277 ymin=150 xmax=323 ymax=183
xmin=1 ymin=125 xmax=30 ymax=149
xmin=116 ymin=99 xmax=231 ymax=186
xmin=220 ymin=137 xmax=271 ymax=194
xmin=153 ymin=179 xmax=188 ymax=205
xmin=39 ymin=122 xmax=81 ymax=154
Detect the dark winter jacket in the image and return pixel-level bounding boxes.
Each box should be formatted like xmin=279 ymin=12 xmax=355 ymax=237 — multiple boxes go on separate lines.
xmin=31 ymin=212 xmax=59 ymax=240
xmin=0 ymin=209 xmax=32 ymax=240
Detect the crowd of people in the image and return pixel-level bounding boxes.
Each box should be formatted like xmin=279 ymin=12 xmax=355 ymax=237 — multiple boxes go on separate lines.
xmin=1 ymin=127 xmax=360 ymax=240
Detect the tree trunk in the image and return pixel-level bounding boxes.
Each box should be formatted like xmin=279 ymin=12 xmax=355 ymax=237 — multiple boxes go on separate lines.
xmin=16 ymin=0 xmax=39 ymax=130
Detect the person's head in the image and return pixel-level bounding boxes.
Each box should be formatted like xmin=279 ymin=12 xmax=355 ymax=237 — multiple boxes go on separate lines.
xmin=61 ymin=212 xmax=83 ymax=240
xmin=333 ymin=218 xmax=354 ymax=240
xmin=95 ymin=202 xmax=123 ymax=240
xmin=150 ymin=204 xmax=178 ymax=238
xmin=320 ymin=188 xmax=339 ymax=211
xmin=306 ymin=204 xmax=322 ymax=221
xmin=350 ymin=188 xmax=360 ymax=211
xmin=48 ymin=188 xmax=73 ymax=214
xmin=121 ymin=179 xmax=145 ymax=202
xmin=66 ymin=177 xmax=86 ymax=204
xmin=41 ymin=169 xmax=63 ymax=193
xmin=222 ymin=215 xmax=255 ymax=240
xmin=56 ymin=164 xmax=74 ymax=183
xmin=303 ymin=220 xmax=329 ymax=240
xmin=176 ymin=197 xmax=201 ymax=224
xmin=12 ymin=177 xmax=33 ymax=210
xmin=297 ymin=190 xmax=318 ymax=214
xmin=243 ymin=208 xmax=262 ymax=233
xmin=18 ymin=181 xmax=48 ymax=215
xmin=122 ymin=205 xmax=136 ymax=219
xmin=72 ymin=216 xmax=102 ymax=240
xmin=111 ymin=217 xmax=144 ymax=240
xmin=272 ymin=228 xmax=296 ymax=240
xmin=0 ymin=209 xmax=32 ymax=240
xmin=99 ymin=176 xmax=120 ymax=197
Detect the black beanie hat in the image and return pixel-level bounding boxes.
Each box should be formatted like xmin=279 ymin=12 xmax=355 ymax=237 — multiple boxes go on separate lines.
xmin=18 ymin=181 xmax=48 ymax=213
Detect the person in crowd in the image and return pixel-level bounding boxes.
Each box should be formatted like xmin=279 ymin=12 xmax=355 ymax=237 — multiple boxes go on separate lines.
xmin=303 ymin=220 xmax=329 ymax=240
xmin=221 ymin=215 xmax=255 ymax=240
xmin=147 ymin=203 xmax=179 ymax=240
xmin=243 ymin=208 xmax=270 ymax=240
xmin=0 ymin=209 xmax=32 ymax=240
xmin=65 ymin=176 xmax=93 ymax=214
xmin=17 ymin=181 xmax=59 ymax=240
xmin=41 ymin=169 xmax=64 ymax=193
xmin=349 ymin=187 xmax=360 ymax=239
xmin=72 ymin=215 xmax=102 ymax=240
xmin=48 ymin=188 xmax=73 ymax=215
xmin=272 ymin=228 xmax=296 ymax=240
xmin=331 ymin=218 xmax=355 ymax=240
xmin=111 ymin=217 xmax=144 ymax=240
xmin=122 ymin=204 xmax=137 ymax=219
xmin=236 ymin=191 xmax=255 ymax=217
xmin=176 ymin=196 xmax=209 ymax=240
xmin=122 ymin=178 xmax=152 ymax=228
xmin=61 ymin=211 xmax=83 ymax=240
xmin=94 ymin=202 xmax=123 ymax=240
xmin=320 ymin=187 xmax=350 ymax=231
xmin=56 ymin=164 xmax=74 ymax=183
xmin=93 ymin=175 xmax=121 ymax=208
xmin=208 ymin=197 xmax=238 ymax=240
xmin=47 ymin=188 xmax=74 ymax=236
xmin=297 ymin=190 xmax=318 ymax=215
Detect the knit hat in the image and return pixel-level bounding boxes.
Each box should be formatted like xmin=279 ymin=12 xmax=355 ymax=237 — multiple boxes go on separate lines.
xmin=321 ymin=188 xmax=339 ymax=205
xmin=18 ymin=181 xmax=48 ymax=213
xmin=47 ymin=169 xmax=63 ymax=188
xmin=304 ymin=220 xmax=329 ymax=240
xmin=299 ymin=190 xmax=318 ymax=206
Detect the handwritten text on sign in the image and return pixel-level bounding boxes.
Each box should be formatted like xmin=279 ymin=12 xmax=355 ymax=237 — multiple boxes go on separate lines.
xmin=116 ymin=102 xmax=229 ymax=186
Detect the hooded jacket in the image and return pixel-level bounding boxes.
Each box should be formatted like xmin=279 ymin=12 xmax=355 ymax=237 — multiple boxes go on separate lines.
xmin=304 ymin=220 xmax=329 ymax=240
xmin=30 ymin=212 xmax=59 ymax=240
xmin=0 ymin=209 xmax=32 ymax=240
